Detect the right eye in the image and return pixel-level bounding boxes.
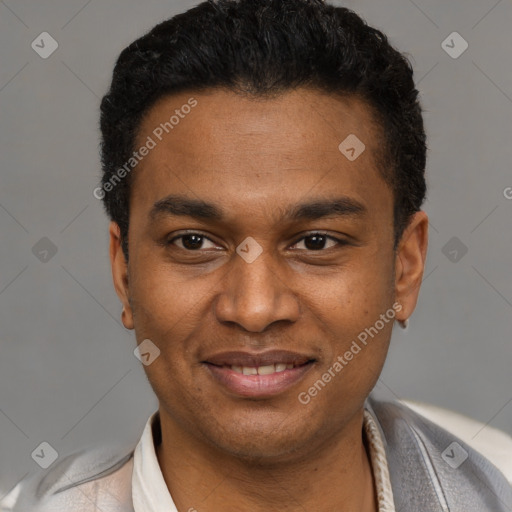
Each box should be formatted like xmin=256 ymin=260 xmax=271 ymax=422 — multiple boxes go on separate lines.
xmin=167 ymin=232 xmax=221 ymax=251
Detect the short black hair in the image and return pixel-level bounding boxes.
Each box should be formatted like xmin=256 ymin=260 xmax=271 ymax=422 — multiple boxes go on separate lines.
xmin=99 ymin=0 xmax=427 ymax=260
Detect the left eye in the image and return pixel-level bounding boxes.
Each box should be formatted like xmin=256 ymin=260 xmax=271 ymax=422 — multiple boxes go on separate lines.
xmin=290 ymin=233 xmax=342 ymax=251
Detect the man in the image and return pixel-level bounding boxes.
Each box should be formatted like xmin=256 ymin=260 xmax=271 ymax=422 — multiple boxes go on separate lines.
xmin=2 ymin=0 xmax=511 ymax=510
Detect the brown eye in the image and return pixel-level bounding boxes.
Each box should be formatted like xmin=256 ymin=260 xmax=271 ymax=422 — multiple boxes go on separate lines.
xmin=291 ymin=233 xmax=342 ymax=251
xmin=168 ymin=233 xmax=218 ymax=251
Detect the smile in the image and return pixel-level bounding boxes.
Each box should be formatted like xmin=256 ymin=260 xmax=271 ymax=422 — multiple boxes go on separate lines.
xmin=230 ymin=363 xmax=297 ymax=375
xmin=202 ymin=351 xmax=315 ymax=398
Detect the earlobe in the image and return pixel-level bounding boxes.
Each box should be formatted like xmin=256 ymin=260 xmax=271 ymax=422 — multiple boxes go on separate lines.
xmin=109 ymin=222 xmax=134 ymax=330
xmin=394 ymin=211 xmax=429 ymax=324
xmin=121 ymin=307 xmax=133 ymax=329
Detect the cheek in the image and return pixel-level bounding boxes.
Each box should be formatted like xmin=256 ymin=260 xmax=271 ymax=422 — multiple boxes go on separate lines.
xmin=331 ymin=255 xmax=394 ymax=314
xmin=129 ymin=258 xmax=206 ymax=329
xmin=315 ymin=256 xmax=395 ymax=363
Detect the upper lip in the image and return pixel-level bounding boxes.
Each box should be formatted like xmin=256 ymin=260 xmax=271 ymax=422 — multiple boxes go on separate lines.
xmin=203 ymin=350 xmax=314 ymax=367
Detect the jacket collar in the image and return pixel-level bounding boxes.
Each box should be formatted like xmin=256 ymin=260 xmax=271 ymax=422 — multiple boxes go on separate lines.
xmin=367 ymin=394 xmax=512 ymax=511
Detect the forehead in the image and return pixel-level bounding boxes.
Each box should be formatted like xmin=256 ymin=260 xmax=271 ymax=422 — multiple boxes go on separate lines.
xmin=130 ymin=88 xmax=392 ymax=225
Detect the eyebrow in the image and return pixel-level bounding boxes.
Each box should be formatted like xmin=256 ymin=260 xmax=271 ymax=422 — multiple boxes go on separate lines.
xmin=149 ymin=194 xmax=367 ymax=223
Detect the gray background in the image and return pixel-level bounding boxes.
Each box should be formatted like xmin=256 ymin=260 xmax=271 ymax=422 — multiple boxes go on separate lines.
xmin=1 ymin=0 xmax=511 ymax=499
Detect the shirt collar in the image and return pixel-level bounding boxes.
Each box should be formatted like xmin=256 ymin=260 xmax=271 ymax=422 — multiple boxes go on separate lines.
xmin=363 ymin=409 xmax=396 ymax=512
xmin=132 ymin=406 xmax=395 ymax=511
xmin=132 ymin=410 xmax=178 ymax=512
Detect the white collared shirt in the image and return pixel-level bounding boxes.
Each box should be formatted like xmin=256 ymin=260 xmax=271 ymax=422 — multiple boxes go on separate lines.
xmin=131 ymin=408 xmax=395 ymax=511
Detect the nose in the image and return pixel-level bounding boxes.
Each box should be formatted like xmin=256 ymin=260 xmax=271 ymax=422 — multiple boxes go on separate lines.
xmin=214 ymin=248 xmax=300 ymax=333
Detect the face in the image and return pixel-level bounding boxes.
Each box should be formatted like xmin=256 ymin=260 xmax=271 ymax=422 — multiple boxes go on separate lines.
xmin=110 ymin=88 xmax=428 ymax=462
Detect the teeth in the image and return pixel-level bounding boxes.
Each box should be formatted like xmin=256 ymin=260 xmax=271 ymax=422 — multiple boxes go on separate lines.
xmin=230 ymin=364 xmax=296 ymax=375
xmin=257 ymin=364 xmax=276 ymax=375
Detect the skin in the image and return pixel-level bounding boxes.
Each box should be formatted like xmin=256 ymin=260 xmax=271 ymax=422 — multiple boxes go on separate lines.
xmin=110 ymin=88 xmax=428 ymax=512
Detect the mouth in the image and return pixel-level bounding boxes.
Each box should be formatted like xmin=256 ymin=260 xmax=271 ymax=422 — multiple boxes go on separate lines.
xmin=202 ymin=350 xmax=316 ymax=398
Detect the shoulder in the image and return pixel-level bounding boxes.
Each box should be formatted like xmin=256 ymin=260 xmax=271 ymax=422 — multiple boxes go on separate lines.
xmin=402 ymin=399 xmax=512 ymax=485
xmin=0 ymin=443 xmax=135 ymax=512
xmin=368 ymin=395 xmax=512 ymax=510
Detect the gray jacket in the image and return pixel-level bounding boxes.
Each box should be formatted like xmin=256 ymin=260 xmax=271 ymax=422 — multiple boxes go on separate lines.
xmin=2 ymin=395 xmax=511 ymax=511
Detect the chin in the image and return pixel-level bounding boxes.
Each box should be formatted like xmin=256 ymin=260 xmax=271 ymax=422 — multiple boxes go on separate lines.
xmin=200 ymin=413 xmax=321 ymax=465
xmin=214 ymin=437 xmax=307 ymax=466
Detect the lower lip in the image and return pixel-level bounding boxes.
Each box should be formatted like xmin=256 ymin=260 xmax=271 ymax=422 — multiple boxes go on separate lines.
xmin=204 ymin=362 xmax=314 ymax=398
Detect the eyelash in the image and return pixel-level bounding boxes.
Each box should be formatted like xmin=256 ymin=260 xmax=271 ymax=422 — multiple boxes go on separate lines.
xmin=166 ymin=231 xmax=347 ymax=252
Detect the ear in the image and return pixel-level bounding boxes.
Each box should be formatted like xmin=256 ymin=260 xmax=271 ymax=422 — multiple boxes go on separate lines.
xmin=109 ymin=222 xmax=134 ymax=330
xmin=394 ymin=211 xmax=429 ymax=323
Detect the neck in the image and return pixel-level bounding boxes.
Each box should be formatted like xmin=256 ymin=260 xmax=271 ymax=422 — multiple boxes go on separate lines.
xmin=155 ymin=409 xmax=378 ymax=512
